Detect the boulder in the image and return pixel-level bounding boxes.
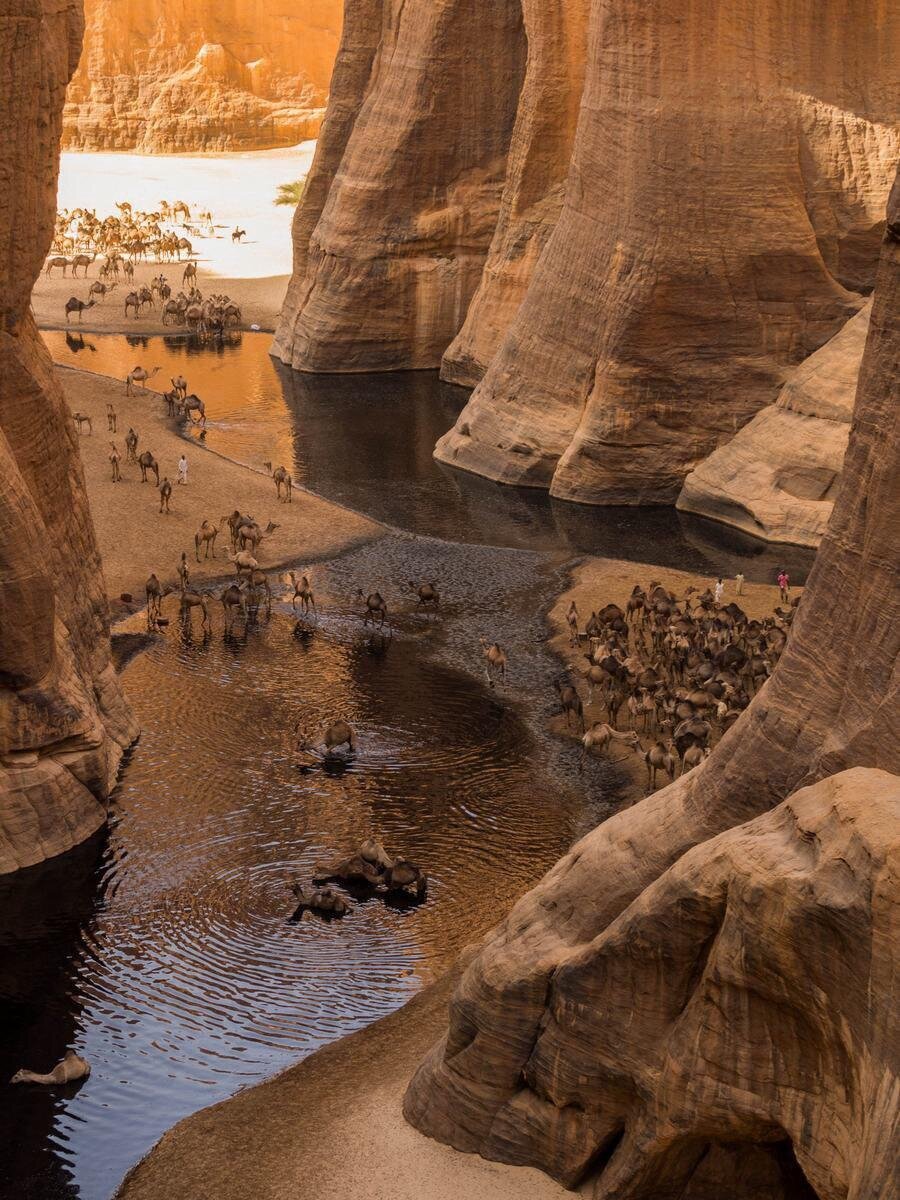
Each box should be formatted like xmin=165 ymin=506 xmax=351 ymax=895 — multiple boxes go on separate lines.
xmin=676 ymin=303 xmax=871 ymax=547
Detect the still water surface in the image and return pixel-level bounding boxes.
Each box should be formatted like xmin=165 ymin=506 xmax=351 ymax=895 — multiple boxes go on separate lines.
xmin=0 ymin=333 xmax=815 ymax=1199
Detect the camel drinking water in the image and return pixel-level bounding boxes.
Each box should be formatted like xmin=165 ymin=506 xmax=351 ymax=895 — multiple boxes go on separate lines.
xmin=357 ymin=589 xmax=388 ymax=629
xmin=289 ymin=571 xmax=316 ymax=614
xmin=10 ymin=1051 xmax=91 ymax=1086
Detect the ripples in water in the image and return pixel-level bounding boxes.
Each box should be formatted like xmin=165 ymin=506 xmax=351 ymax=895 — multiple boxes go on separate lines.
xmin=0 ymin=546 xmax=591 ymax=1199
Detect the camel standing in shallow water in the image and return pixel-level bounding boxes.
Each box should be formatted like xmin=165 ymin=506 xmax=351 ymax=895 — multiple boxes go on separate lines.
xmin=289 ymin=572 xmax=315 ymax=614
xmin=480 ymin=639 xmax=507 ymax=687
xmin=358 ymin=589 xmax=388 ymax=628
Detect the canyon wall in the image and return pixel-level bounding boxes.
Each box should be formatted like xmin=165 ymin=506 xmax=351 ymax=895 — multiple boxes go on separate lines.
xmin=63 ymin=0 xmax=342 ymax=152
xmin=404 ymin=181 xmax=900 ymax=1197
xmin=275 ymin=0 xmax=898 ymax=508
xmin=0 ymin=0 xmax=137 ymax=873
xmin=675 ymin=302 xmax=871 ymax=548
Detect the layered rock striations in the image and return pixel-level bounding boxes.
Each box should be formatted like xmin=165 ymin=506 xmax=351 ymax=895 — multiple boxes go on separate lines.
xmin=63 ymin=0 xmax=342 ymax=152
xmin=404 ymin=183 xmax=900 ymax=1196
xmin=675 ymin=302 xmax=871 ymax=547
xmin=273 ymin=0 xmax=529 ymax=373
xmin=276 ymin=0 xmax=898 ymax=508
xmin=1 ymin=0 xmax=137 ymax=873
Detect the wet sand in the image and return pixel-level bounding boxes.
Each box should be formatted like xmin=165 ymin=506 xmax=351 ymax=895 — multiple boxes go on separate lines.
xmin=116 ymin=964 xmax=580 ymax=1200
xmin=57 ymin=364 xmax=382 ymax=605
xmin=34 ymin=145 xmax=316 ymax=334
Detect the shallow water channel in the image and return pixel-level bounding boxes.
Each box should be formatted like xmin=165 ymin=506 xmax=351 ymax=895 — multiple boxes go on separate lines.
xmin=0 ymin=333 xmax=815 ymax=1200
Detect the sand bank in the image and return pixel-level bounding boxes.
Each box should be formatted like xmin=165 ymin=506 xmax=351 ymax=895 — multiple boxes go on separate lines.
xmin=57 ymin=364 xmax=381 ymax=606
xmin=34 ymin=145 xmax=315 ymax=334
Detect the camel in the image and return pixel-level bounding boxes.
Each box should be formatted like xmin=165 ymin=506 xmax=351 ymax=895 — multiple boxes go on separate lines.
xmin=244 ymin=568 xmax=272 ymax=613
xmin=410 ymin=582 xmax=439 ymax=612
xmin=159 ymin=477 xmax=172 ymax=513
xmin=145 ymin=573 xmax=168 ymax=627
xmin=580 ymin=722 xmax=641 ymax=767
xmin=172 ymin=200 xmax=190 ymax=222
xmin=289 ymin=571 xmax=316 ymax=614
xmin=272 ymin=466 xmax=292 ymax=503
xmin=643 ymin=740 xmax=678 ymax=790
xmin=122 ymin=260 xmax=135 ymax=283
xmin=125 ymin=427 xmax=138 ymax=462
xmin=555 ymin=678 xmax=584 ymax=730
xmin=46 ymin=256 xmax=70 ymax=277
xmin=220 ymin=583 xmax=246 ymax=631
xmin=106 ymin=403 xmax=117 ymax=433
xmin=88 ymin=280 xmax=115 ymax=303
xmin=181 ymin=394 xmax=206 ymax=425
xmin=230 ymin=550 xmax=259 ymax=577
xmin=182 ymin=261 xmax=197 ymax=286
xmin=681 ymin=743 xmax=710 ymax=774
xmin=177 ymin=552 xmax=190 ymax=591
xmin=232 ymin=227 xmax=246 ymax=243
xmin=297 ymin=719 xmax=357 ymax=759
xmin=382 ymin=859 xmax=429 ymax=898
xmin=124 ymin=292 xmax=140 ymax=318
xmin=126 ymin=366 xmax=160 ymax=395
xmin=314 ymin=841 xmax=427 ymax=898
xmin=479 ymin=639 xmax=507 ymax=687
xmin=358 ymin=589 xmax=388 ymax=628
xmin=238 ymin=520 xmax=278 ymax=554
xmin=179 ymin=587 xmax=211 ymax=632
xmin=193 ymin=519 xmax=218 ymax=560
xmin=138 ymin=451 xmax=159 ymax=485
xmin=171 ymin=375 xmax=188 ymax=399
xmin=109 ymin=442 xmax=121 ymax=481
xmin=71 ymin=253 xmax=95 ymax=277
xmin=72 ymin=412 xmax=92 ymax=435
xmin=65 ymin=296 xmax=96 ymax=323
xmin=566 ymin=601 xmax=580 ymax=645
xmin=290 ymin=884 xmax=350 ymax=918
xmin=10 ymin=1051 xmax=91 ymax=1086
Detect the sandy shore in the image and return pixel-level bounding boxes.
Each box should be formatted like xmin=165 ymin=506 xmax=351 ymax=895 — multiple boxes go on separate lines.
xmin=58 ymin=364 xmax=381 ymax=607
xmin=116 ymin=963 xmax=578 ymax=1200
xmin=34 ymin=145 xmax=316 ymax=334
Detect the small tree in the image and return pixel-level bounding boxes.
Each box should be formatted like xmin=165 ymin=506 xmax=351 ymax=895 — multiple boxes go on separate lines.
xmin=274 ymin=180 xmax=305 ymax=207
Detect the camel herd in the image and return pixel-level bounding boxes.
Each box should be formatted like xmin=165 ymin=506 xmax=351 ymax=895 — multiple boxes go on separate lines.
xmin=48 ymin=200 xmax=247 ymax=333
xmin=554 ymin=581 xmax=797 ymax=793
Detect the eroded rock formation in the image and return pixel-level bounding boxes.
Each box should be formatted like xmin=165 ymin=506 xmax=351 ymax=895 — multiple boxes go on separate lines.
xmin=63 ymin=0 xmax=342 ymax=152
xmin=276 ymin=0 xmax=898 ymax=509
xmin=404 ymin=182 xmax=900 ymax=1196
xmin=675 ymin=302 xmax=871 ymax=547
xmin=0 ymin=0 xmax=137 ymax=873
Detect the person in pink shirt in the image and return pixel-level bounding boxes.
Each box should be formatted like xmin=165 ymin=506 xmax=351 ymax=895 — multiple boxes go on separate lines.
xmin=777 ymin=569 xmax=789 ymax=603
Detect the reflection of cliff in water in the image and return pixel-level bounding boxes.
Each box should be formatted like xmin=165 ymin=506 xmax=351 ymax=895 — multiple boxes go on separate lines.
xmin=0 ymin=834 xmax=106 ymax=1199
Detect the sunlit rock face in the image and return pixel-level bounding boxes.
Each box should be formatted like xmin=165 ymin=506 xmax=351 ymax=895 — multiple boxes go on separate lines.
xmin=63 ymin=0 xmax=342 ymax=152
xmin=0 ymin=0 xmax=137 ymax=873
xmin=404 ymin=182 xmax=900 ymax=1197
xmin=675 ymin=302 xmax=871 ymax=548
xmin=277 ymin=0 xmax=897 ymax=509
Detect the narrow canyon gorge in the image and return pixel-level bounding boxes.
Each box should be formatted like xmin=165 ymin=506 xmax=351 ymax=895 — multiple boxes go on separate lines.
xmin=0 ymin=1 xmax=137 ymax=873
xmin=275 ymin=0 xmax=898 ymax=518
xmin=63 ymin=0 xmax=342 ymax=151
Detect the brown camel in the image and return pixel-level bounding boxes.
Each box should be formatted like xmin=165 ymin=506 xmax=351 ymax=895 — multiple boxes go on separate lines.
xmin=109 ymin=442 xmax=121 ymax=482
xmin=272 ymin=466 xmax=293 ymax=503
xmin=358 ymin=589 xmax=388 ymax=628
xmin=643 ymin=740 xmax=678 ymax=790
xmin=138 ymin=452 xmax=159 ymax=484
xmin=177 ymin=552 xmax=190 ymax=591
xmin=125 ymin=427 xmax=138 ymax=462
xmin=479 ymin=638 xmax=507 ymax=687
xmin=180 ymin=587 xmax=211 ymax=632
xmin=72 ymin=412 xmax=92 ymax=435
xmin=126 ymin=366 xmax=161 ymax=396
xmin=410 ymin=581 xmax=439 ymax=612
xmin=145 ymin=573 xmax=170 ymax=628
xmin=580 ymin=723 xmax=641 ymax=767
xmin=290 ymin=884 xmax=350 ymax=917
xmin=221 ymin=583 xmax=246 ymax=632
xmin=159 ymin=477 xmax=172 ymax=513
xmin=65 ymin=297 xmax=96 ymax=323
xmin=289 ymin=571 xmax=316 ymax=614
xmin=194 ymin=519 xmax=218 ymax=560
xmin=296 ymin=719 xmax=357 ymax=759
xmin=11 ymin=1051 xmax=91 ymax=1086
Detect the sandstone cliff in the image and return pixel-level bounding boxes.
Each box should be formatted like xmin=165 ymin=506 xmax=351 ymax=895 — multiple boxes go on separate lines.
xmin=275 ymin=0 xmax=898 ymax=508
xmin=63 ymin=0 xmax=342 ymax=152
xmin=675 ymin=302 xmax=871 ymax=547
xmin=0 ymin=0 xmax=137 ymax=873
xmin=404 ymin=180 xmax=900 ymax=1196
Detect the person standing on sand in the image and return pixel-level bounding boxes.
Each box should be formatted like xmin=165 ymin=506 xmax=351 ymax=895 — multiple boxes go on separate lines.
xmin=735 ymin=572 xmax=745 ymax=595
xmin=177 ymin=454 xmax=188 ymax=486
xmin=778 ymin=569 xmax=790 ymax=603
xmin=714 ymin=577 xmax=725 ymax=604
